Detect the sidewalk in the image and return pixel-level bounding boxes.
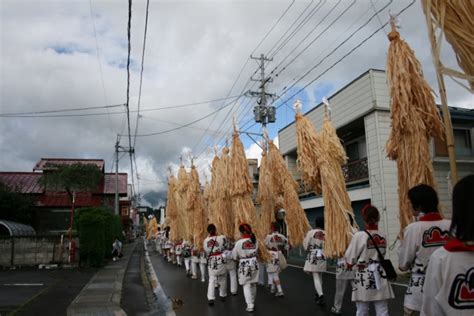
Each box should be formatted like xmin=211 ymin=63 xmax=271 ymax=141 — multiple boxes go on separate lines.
xmin=67 ymin=241 xmax=138 ymax=316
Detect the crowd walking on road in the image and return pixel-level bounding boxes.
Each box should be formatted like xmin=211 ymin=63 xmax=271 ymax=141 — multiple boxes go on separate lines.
xmin=149 ymin=175 xmax=474 ymax=315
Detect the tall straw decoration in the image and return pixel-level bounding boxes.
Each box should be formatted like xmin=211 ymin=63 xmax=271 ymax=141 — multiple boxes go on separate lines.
xmin=229 ymin=129 xmax=270 ymax=262
xmin=177 ymin=164 xmax=190 ymax=241
xmin=166 ymin=174 xmax=179 ymax=242
xmin=294 ymin=100 xmax=323 ymax=195
xmin=318 ymin=107 xmax=358 ymax=258
xmin=268 ymin=141 xmax=311 ymax=246
xmin=188 ymin=164 xmax=207 ymax=251
xmin=386 ymin=21 xmax=445 ymax=235
xmin=218 ymin=147 xmax=235 ymax=238
xmin=256 ymin=150 xmax=275 ymax=237
xmin=208 ymin=155 xmax=221 ymax=229
xmin=421 ymin=0 xmax=474 ymax=91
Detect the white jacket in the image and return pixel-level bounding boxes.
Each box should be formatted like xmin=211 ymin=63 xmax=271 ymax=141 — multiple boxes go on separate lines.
xmin=421 ymin=241 xmax=474 ymax=316
xmin=232 ymin=237 xmax=259 ymax=285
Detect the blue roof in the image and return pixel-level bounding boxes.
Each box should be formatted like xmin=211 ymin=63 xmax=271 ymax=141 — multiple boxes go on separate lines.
xmin=0 ymin=220 xmax=36 ymax=236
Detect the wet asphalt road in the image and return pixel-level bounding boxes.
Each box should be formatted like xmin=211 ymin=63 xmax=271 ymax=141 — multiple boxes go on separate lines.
xmin=0 ymin=268 xmax=95 ymax=316
xmin=149 ymin=251 xmax=407 ymax=316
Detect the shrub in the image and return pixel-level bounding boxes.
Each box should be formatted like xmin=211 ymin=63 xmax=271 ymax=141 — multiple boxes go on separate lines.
xmin=75 ymin=207 xmax=123 ymax=267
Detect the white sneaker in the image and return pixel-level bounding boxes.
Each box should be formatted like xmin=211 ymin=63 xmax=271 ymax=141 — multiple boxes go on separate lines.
xmin=246 ymin=306 xmax=254 ymax=312
xmin=275 ymin=291 xmax=284 ymax=297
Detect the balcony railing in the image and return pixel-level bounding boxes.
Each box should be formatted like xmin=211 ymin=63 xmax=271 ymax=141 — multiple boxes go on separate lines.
xmin=343 ymin=157 xmax=369 ymax=183
xmin=297 ymin=157 xmax=369 ymax=195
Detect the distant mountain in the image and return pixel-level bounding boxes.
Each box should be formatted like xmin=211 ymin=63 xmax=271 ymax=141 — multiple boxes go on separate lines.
xmin=142 ymin=190 xmax=167 ymax=208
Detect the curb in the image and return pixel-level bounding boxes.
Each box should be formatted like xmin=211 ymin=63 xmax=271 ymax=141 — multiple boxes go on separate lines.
xmin=66 ymin=241 xmax=137 ymax=316
xmin=143 ymin=239 xmax=176 ymax=316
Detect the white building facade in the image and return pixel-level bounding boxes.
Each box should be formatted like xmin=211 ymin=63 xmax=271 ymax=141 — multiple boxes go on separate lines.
xmin=278 ymin=69 xmax=474 ymax=263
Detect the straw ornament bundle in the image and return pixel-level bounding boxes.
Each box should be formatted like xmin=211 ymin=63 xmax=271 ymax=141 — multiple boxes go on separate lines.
xmin=208 ymin=155 xmax=221 ymax=229
xmin=421 ymin=0 xmax=474 ymax=91
xmin=386 ymin=23 xmax=445 ymax=234
xmin=268 ymin=141 xmax=311 ymax=246
xmin=176 ymin=164 xmax=190 ymax=241
xmin=256 ymin=150 xmax=275 ymax=237
xmin=166 ymin=175 xmax=180 ymax=242
xmin=295 ymin=103 xmax=323 ymax=195
xmin=218 ymin=147 xmax=234 ymax=238
xmin=229 ymin=130 xmax=270 ymax=262
xmin=188 ymin=164 xmax=207 ymax=251
xmin=318 ymin=114 xmax=358 ymax=258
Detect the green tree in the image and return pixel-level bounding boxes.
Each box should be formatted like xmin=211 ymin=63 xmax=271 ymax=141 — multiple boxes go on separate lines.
xmin=0 ymin=182 xmax=35 ymax=225
xmin=40 ymin=163 xmax=102 ymax=257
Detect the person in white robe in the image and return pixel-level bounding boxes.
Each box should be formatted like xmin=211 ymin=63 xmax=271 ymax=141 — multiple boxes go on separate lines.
xmin=345 ymin=205 xmax=394 ymax=316
xmin=203 ymin=224 xmax=227 ymax=305
xmin=224 ymin=238 xmax=238 ymax=295
xmin=398 ymin=184 xmax=451 ymax=315
xmin=264 ymin=222 xmax=289 ymax=297
xmin=421 ymin=175 xmax=474 ymax=316
xmin=232 ymin=223 xmax=259 ymax=313
xmin=331 ymin=215 xmax=358 ymax=315
xmin=303 ymin=217 xmax=327 ymax=305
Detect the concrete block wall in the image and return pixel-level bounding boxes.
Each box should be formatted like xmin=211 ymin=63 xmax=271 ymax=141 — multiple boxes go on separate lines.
xmin=0 ymin=236 xmax=70 ymax=267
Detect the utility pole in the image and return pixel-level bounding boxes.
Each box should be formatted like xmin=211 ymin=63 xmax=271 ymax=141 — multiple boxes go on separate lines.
xmin=246 ymin=54 xmax=276 ymax=148
xmin=115 ymin=135 xmax=134 ymax=215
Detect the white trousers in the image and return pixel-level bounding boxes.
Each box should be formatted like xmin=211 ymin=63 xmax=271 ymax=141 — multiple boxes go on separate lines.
xmin=258 ymin=263 xmax=266 ymax=285
xmin=228 ymin=268 xmax=238 ymax=294
xmin=184 ymin=257 xmax=191 ymax=271
xmin=312 ymin=272 xmax=323 ymax=296
xmin=200 ymin=263 xmax=206 ymax=281
xmin=207 ymin=273 xmax=227 ymax=300
xmin=156 ymin=242 xmax=162 ymax=254
xmin=356 ymin=300 xmax=389 ymax=316
xmin=242 ymin=283 xmax=257 ymax=309
xmin=267 ymin=271 xmax=280 ymax=285
xmin=176 ymin=255 xmax=182 ymax=266
xmin=334 ymin=278 xmax=350 ymax=310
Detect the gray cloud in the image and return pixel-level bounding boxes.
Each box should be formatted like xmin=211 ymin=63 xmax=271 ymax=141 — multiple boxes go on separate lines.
xmin=1 ymin=0 xmax=471 ymax=199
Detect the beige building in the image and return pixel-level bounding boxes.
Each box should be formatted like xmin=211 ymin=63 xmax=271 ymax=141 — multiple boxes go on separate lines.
xmin=278 ymin=69 xmax=474 ymax=262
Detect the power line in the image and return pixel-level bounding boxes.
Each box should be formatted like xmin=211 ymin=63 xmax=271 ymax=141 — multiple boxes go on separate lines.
xmin=191 ymin=1 xmax=297 ymax=157
xmin=0 ymin=103 xmax=124 ymax=116
xmin=273 ymin=0 xmax=355 ymax=78
xmin=266 ymin=0 xmax=318 ymax=57
xmin=127 ymin=96 xmax=241 ymax=138
xmin=125 ymin=0 xmax=136 ymax=199
xmin=241 ymin=0 xmax=415 ymax=133
xmin=0 ymin=95 xmax=243 ymax=118
xmin=269 ymin=0 xmax=326 ymax=58
xmin=133 ymin=0 xmax=150 ymax=149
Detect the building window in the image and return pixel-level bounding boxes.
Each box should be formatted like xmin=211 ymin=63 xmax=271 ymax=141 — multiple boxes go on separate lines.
xmin=434 ymin=128 xmax=473 ymax=157
xmin=454 ymin=129 xmax=472 ymax=156
xmin=346 ymin=142 xmax=359 ymax=162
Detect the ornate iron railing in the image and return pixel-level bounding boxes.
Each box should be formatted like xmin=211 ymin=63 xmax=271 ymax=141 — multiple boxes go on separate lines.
xmin=297 ymin=157 xmax=368 ymax=195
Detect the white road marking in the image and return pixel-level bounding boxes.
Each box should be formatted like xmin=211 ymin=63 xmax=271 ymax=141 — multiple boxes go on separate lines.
xmin=287 ymin=264 xmax=408 ymax=288
xmin=3 ymin=283 xmax=44 ymax=286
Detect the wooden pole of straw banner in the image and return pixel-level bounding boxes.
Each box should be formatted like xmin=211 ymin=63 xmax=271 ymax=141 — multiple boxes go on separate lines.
xmin=386 ymin=20 xmax=445 ymax=235
xmin=229 ymin=129 xmax=270 ymax=262
xmin=420 ymin=0 xmax=473 ymax=185
xmin=268 ymin=141 xmax=311 ymax=247
xmin=421 ymin=0 xmax=474 ymax=92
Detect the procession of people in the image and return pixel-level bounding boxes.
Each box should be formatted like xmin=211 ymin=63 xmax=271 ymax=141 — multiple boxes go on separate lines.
xmin=145 ymin=174 xmax=473 ymax=315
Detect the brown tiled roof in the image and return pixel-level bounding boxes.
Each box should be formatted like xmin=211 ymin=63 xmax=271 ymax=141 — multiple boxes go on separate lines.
xmin=33 ymin=158 xmax=105 ymax=171
xmin=103 ymin=173 xmax=128 ymax=195
xmin=0 ymin=172 xmax=43 ymax=194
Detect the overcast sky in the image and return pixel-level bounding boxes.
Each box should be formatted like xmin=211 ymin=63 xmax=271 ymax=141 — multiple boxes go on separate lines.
xmin=1 ymin=0 xmax=472 ymax=207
